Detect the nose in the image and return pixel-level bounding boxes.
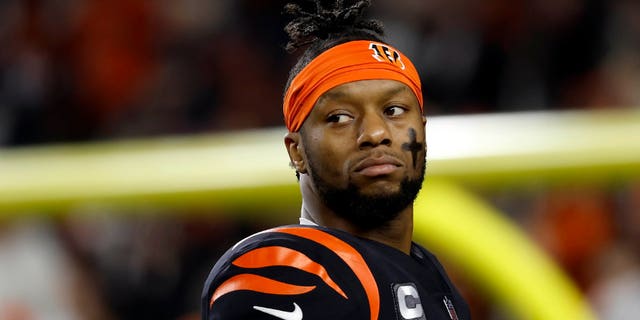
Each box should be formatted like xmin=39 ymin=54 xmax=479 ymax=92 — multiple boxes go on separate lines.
xmin=357 ymin=113 xmax=391 ymax=149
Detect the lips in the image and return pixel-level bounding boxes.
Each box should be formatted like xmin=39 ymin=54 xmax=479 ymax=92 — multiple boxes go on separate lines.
xmin=353 ymin=155 xmax=403 ymax=177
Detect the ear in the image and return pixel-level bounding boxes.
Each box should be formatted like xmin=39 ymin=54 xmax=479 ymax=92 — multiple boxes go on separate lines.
xmin=284 ymin=132 xmax=307 ymax=174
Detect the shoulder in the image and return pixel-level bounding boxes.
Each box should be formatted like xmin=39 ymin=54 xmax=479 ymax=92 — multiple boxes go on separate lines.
xmin=201 ymin=225 xmax=379 ymax=320
xmin=410 ymin=243 xmax=473 ymax=319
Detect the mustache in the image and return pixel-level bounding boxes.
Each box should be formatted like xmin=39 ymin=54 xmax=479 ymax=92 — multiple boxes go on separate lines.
xmin=351 ymin=151 xmax=405 ymax=172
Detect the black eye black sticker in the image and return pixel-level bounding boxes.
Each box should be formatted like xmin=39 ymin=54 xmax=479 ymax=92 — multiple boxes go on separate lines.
xmin=402 ymin=128 xmax=424 ymax=169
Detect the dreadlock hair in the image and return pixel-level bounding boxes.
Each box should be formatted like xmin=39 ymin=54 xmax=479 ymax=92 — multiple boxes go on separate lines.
xmin=283 ymin=0 xmax=386 ymax=93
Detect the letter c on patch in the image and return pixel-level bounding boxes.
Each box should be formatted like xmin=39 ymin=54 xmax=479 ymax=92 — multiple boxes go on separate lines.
xmin=394 ymin=283 xmax=426 ymax=320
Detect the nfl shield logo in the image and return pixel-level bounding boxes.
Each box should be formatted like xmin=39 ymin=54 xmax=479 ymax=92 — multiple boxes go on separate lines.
xmin=443 ymin=296 xmax=459 ymax=320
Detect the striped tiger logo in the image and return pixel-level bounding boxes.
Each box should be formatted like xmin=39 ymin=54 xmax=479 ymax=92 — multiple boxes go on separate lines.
xmin=209 ymin=227 xmax=380 ymax=320
xmin=369 ymin=42 xmax=406 ymax=70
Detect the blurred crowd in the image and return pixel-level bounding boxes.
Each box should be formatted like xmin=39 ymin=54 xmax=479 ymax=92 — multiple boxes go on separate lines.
xmin=2 ymin=0 xmax=639 ymax=146
xmin=0 ymin=0 xmax=639 ymax=319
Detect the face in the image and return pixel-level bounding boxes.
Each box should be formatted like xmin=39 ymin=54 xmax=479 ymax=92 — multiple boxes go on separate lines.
xmin=287 ymin=79 xmax=427 ymax=230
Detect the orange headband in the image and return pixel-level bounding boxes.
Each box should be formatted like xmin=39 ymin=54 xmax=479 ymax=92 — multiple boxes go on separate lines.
xmin=283 ymin=40 xmax=423 ymax=132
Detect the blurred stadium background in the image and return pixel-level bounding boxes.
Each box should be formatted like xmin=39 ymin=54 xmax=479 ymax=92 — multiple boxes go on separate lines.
xmin=1 ymin=0 xmax=639 ymax=319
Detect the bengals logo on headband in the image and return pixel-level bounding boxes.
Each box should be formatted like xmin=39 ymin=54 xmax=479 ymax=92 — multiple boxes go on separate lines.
xmin=369 ymin=43 xmax=406 ymax=70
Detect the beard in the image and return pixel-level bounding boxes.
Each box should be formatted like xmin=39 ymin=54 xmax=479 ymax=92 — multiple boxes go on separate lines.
xmin=308 ymin=159 xmax=426 ymax=231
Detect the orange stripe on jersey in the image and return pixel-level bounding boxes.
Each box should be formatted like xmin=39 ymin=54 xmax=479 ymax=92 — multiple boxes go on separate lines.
xmin=209 ymin=273 xmax=315 ymax=308
xmin=274 ymin=227 xmax=380 ymax=320
xmin=232 ymin=246 xmax=348 ymax=299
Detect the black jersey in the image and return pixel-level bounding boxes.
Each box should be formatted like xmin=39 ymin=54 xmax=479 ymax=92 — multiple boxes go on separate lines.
xmin=202 ymin=225 xmax=470 ymax=320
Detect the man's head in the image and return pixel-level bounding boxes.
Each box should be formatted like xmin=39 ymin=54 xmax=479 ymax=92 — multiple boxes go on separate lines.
xmin=282 ymin=1 xmax=427 ymax=230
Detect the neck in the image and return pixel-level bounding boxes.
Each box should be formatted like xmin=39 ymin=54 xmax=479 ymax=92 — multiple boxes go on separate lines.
xmin=298 ymin=174 xmax=415 ymax=254
xmin=352 ymin=209 xmax=414 ymax=254
xmin=301 ymin=199 xmax=414 ymax=254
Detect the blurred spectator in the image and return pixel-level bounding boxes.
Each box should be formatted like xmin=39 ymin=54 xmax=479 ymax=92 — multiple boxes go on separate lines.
xmin=588 ymin=181 xmax=640 ymax=319
xmin=69 ymin=1 xmax=158 ymax=128
xmin=530 ymin=186 xmax=616 ymax=289
xmin=0 ymin=219 xmax=83 ymax=320
xmin=598 ymin=0 xmax=640 ymax=108
xmin=589 ymin=244 xmax=640 ymax=320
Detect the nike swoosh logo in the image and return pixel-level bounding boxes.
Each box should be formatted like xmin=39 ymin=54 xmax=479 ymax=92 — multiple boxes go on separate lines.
xmin=253 ymin=302 xmax=303 ymax=320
